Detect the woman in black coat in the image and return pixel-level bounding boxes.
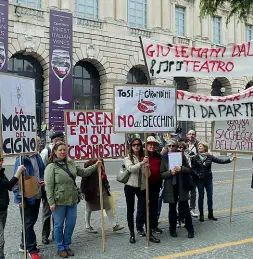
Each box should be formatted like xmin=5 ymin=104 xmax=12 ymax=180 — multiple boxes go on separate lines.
xmin=191 ymin=142 xmax=236 ymax=222
xmin=0 ymin=157 xmax=25 ymax=259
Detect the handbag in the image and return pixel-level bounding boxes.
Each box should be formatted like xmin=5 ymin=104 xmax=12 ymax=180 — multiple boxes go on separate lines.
xmin=116 ymin=164 xmax=130 ymax=184
xmin=19 ymin=176 xmax=39 ymax=198
xmin=55 ymin=162 xmax=81 ymax=204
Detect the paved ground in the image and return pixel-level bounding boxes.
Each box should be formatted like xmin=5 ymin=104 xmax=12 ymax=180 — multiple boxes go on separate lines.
xmin=2 ymin=156 xmax=253 ymax=259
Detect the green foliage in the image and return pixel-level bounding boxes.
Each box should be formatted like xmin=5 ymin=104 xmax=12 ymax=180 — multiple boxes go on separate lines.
xmin=198 ymin=0 xmax=253 ymax=24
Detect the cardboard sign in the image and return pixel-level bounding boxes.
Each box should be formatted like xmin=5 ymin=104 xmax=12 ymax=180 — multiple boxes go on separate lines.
xmin=141 ymin=37 xmax=253 ymax=78
xmin=65 ymin=110 xmax=126 ymax=159
xmin=177 ymin=87 xmax=253 ymax=122
xmin=212 ymin=119 xmax=253 ymax=153
xmin=113 ymin=85 xmax=176 ymax=132
xmin=0 ymin=73 xmax=37 ymax=157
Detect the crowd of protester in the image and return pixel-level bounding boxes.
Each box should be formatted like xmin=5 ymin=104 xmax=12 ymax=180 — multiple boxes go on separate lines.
xmin=0 ymin=129 xmax=236 ymax=259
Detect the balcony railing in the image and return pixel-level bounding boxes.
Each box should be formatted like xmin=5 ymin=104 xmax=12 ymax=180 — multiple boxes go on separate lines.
xmin=129 ymin=27 xmax=151 ymax=38
xmin=14 ymin=5 xmax=44 ymax=18
xmin=76 ymin=17 xmax=103 ymax=29
xmin=173 ymin=36 xmax=191 ymax=45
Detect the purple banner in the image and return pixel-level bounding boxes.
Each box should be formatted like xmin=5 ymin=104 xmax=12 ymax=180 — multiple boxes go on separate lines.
xmin=49 ymin=10 xmax=73 ymax=131
xmin=0 ymin=0 xmax=8 ymax=72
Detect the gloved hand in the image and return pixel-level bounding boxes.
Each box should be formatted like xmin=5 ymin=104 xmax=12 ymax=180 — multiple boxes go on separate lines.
xmin=14 ymin=165 xmax=26 ymax=178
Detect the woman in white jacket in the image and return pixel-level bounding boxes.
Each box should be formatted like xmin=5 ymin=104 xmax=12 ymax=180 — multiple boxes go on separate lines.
xmin=124 ymin=138 xmax=149 ymax=244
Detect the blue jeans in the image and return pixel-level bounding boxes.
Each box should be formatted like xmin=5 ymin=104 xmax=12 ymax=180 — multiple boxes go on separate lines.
xmin=52 ymin=205 xmax=77 ymax=251
xmin=197 ymin=180 xmax=213 ymax=213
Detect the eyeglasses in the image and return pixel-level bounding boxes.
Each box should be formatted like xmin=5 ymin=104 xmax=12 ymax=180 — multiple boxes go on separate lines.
xmin=168 ymin=145 xmax=176 ymax=148
xmin=132 ymin=144 xmax=141 ymax=147
xmin=178 ymin=146 xmax=185 ymax=149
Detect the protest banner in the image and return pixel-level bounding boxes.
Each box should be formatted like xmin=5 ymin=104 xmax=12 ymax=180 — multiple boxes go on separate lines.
xmin=177 ymin=87 xmax=253 ymax=122
xmin=113 ymin=85 xmax=176 ymax=133
xmin=211 ymin=119 xmax=253 ymax=153
xmin=0 ymin=73 xmax=37 ymax=157
xmin=65 ymin=110 xmax=126 ymax=159
xmin=141 ymin=37 xmax=253 ymax=78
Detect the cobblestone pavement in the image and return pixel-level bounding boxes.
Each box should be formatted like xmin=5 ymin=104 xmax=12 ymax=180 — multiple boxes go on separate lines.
xmin=3 ymin=157 xmax=253 ymax=259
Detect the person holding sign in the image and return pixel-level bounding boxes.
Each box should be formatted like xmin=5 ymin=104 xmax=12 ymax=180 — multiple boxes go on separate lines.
xmin=13 ymin=137 xmax=45 ymax=259
xmin=124 ymin=138 xmax=150 ymax=244
xmin=191 ymin=142 xmax=236 ymax=222
xmin=44 ymin=141 xmax=102 ymax=258
xmin=80 ymin=158 xmax=124 ymax=234
xmin=161 ymin=139 xmax=194 ymax=239
xmin=0 ymin=156 xmax=26 ymax=259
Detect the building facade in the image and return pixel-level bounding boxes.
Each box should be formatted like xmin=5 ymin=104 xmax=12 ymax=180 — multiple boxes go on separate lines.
xmin=5 ymin=0 xmax=253 ymax=140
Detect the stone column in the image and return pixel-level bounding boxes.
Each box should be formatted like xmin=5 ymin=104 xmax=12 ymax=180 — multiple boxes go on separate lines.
xmin=61 ymin=0 xmax=71 ymax=12
xmin=152 ymin=0 xmax=162 ymax=28
xmin=116 ymin=0 xmax=127 ymax=23
xmin=161 ymin=0 xmax=170 ymax=30
xmin=193 ymin=0 xmax=201 ymax=38
xmin=202 ymin=17 xmax=209 ymax=40
xmin=48 ymin=0 xmax=59 ymax=9
xmin=104 ymin=0 xmax=115 ymax=20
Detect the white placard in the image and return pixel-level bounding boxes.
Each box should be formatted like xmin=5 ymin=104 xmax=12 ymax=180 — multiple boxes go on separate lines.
xmin=168 ymin=152 xmax=182 ymax=170
xmin=0 ymin=73 xmax=37 ymax=156
xmin=141 ymin=37 xmax=253 ymax=78
xmin=113 ymin=85 xmax=176 ymax=132
xmin=212 ymin=119 xmax=253 ymax=153
xmin=177 ymin=87 xmax=253 ymax=121
xmin=65 ymin=110 xmax=126 ymax=159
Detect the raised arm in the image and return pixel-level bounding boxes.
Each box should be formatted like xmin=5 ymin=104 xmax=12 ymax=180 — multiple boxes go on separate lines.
xmin=211 ymin=155 xmax=232 ymax=164
xmin=76 ymin=163 xmax=98 ymax=177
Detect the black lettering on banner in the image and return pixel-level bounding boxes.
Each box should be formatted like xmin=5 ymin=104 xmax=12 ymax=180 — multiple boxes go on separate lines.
xmin=142 ymin=115 xmax=175 ymax=128
xmin=157 ymin=61 xmax=168 ymax=74
xmin=150 ymin=59 xmax=156 ymax=76
xmin=176 ymin=61 xmax=184 ymax=71
xmin=3 ymin=137 xmax=36 ymax=154
xmin=2 ymin=114 xmax=36 ymax=132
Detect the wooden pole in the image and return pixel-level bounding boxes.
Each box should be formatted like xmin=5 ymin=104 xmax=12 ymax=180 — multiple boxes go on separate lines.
xmin=98 ymin=165 xmax=106 ymax=252
xmin=20 ymin=157 xmax=27 ymax=259
xmin=144 ymin=133 xmax=150 ymax=248
xmin=229 ymin=153 xmax=236 ymax=223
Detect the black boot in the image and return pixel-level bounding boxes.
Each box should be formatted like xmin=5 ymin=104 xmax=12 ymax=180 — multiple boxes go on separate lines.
xmin=208 ymin=210 xmax=217 ymax=221
xmin=129 ymin=231 xmax=136 ymax=244
xmin=170 ymin=230 xmax=178 ymax=237
xmin=150 ymin=234 xmax=160 ymax=243
xmin=199 ymin=211 xmax=204 ymax=222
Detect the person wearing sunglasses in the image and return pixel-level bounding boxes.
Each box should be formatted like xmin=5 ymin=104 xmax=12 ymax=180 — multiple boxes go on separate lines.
xmin=123 ymin=138 xmax=150 ymax=244
xmin=0 ymin=157 xmax=26 ymax=259
xmin=161 ymin=139 xmax=195 ymax=239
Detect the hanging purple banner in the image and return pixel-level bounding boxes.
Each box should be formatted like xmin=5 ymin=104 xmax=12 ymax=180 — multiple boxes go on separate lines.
xmin=0 ymin=0 xmax=8 ymax=72
xmin=49 ymin=10 xmax=73 ymax=131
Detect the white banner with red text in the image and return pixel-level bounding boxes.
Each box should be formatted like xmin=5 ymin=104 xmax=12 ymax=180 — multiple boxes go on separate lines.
xmin=177 ymin=87 xmax=253 ymax=121
xmin=65 ymin=110 xmax=126 ymax=159
xmin=212 ymin=119 xmax=253 ymax=153
xmin=141 ymin=37 xmax=253 ymax=78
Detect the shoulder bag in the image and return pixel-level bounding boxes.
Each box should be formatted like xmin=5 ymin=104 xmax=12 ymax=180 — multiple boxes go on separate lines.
xmin=117 ymin=164 xmax=131 ymax=184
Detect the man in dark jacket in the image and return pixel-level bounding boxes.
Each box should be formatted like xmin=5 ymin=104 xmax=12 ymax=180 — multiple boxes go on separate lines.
xmin=0 ymin=156 xmax=25 ymax=259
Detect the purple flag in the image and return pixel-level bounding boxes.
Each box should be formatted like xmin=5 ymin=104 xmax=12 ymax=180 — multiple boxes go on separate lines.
xmin=49 ymin=10 xmax=73 ymax=131
xmin=0 ymin=0 xmax=8 ymax=72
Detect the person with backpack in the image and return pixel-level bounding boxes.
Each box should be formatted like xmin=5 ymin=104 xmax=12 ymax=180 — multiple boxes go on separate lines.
xmin=40 ymin=132 xmax=64 ymax=245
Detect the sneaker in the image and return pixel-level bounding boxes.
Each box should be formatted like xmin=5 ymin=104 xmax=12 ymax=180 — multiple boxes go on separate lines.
xmin=152 ymin=227 xmax=163 ymax=234
xmin=29 ymin=253 xmax=41 ymax=259
xmin=86 ymin=226 xmax=98 ymax=234
xmin=190 ymin=209 xmax=198 ymax=217
xmin=113 ymin=224 xmax=124 ymax=232
xmin=177 ymin=221 xmax=181 ymax=228
xmin=137 ymin=229 xmax=146 ymax=237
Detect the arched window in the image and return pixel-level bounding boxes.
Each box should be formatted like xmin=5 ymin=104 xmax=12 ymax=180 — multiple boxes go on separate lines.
xmin=8 ymin=53 xmax=44 ymax=131
xmin=74 ymin=0 xmax=98 ymax=19
xmin=127 ymin=67 xmax=148 ymax=84
xmin=13 ymin=0 xmax=41 ymax=9
xmin=73 ymin=61 xmax=100 ymax=109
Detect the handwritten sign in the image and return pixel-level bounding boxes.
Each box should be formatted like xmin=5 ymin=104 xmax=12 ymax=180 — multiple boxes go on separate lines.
xmin=177 ymin=87 xmax=253 ymax=122
xmin=212 ymin=119 xmax=253 ymax=153
xmin=0 ymin=73 xmax=37 ymax=156
xmin=168 ymin=152 xmax=182 ymax=170
xmin=65 ymin=110 xmax=126 ymax=159
xmin=113 ymin=85 xmax=176 ymax=132
xmin=141 ymin=37 xmax=253 ymax=78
